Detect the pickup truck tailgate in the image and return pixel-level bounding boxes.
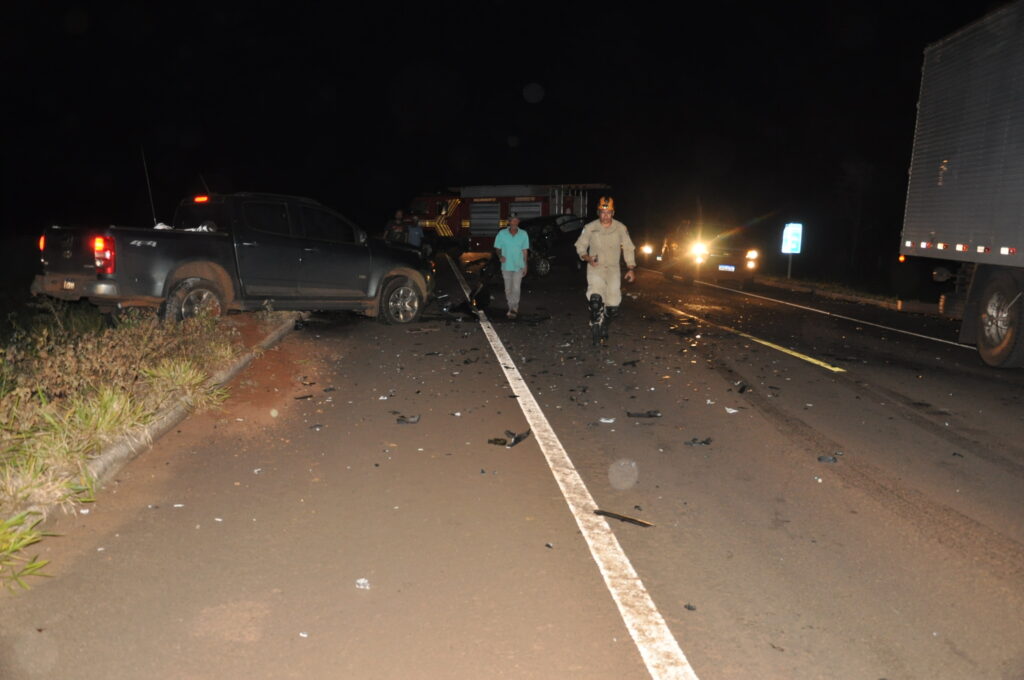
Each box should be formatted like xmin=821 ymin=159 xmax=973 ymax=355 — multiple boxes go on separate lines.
xmin=34 ymin=225 xmax=106 ymax=299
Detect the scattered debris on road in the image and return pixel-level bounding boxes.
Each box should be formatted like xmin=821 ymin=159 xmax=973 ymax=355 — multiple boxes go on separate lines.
xmin=599 ymin=417 xmax=616 ymax=424
xmin=594 ymin=509 xmax=654 ymax=527
xmin=488 ymin=438 xmax=507 ymax=446
xmin=817 ymin=455 xmax=838 ymax=463
xmin=684 ymin=604 xmax=697 ymax=611
xmin=626 ymin=410 xmax=662 ymax=418
xmin=355 ymin=578 xmax=371 ymax=590
xmin=396 ymin=414 xmax=420 ymax=424
xmin=505 ymin=429 xmax=531 ymax=448
xmin=684 ymin=437 xmax=713 ymax=446
xmin=294 ymin=394 xmax=313 ymax=400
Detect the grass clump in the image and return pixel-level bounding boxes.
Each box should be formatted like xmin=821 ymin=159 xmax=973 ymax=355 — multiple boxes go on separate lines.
xmin=0 ymin=300 xmax=244 ymax=587
xmin=0 ymin=512 xmax=49 ymax=590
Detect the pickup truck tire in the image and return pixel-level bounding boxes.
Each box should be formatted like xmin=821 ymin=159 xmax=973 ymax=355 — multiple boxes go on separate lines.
xmin=163 ymin=277 xmax=225 ymax=322
xmin=534 ymin=256 xmax=552 ymax=277
xmin=976 ymin=272 xmax=1024 ymax=367
xmin=380 ymin=277 xmax=423 ymax=324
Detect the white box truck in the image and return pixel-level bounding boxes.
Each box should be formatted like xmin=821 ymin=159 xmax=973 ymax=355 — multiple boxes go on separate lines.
xmin=901 ymin=0 xmax=1024 ymax=366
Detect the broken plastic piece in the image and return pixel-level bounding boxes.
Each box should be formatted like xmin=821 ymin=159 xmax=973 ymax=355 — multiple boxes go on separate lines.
xmin=684 ymin=604 xmax=697 ymax=611
xmin=505 ymin=429 xmax=531 ymax=448
xmin=594 ymin=509 xmax=653 ymax=527
xmin=295 ymin=394 xmax=313 ymax=400
xmin=817 ymin=455 xmax=838 ymax=463
xmin=599 ymin=417 xmax=616 ymax=424
xmin=626 ymin=410 xmax=662 ymax=418
xmin=684 ymin=437 xmax=713 ymax=446
xmin=488 ymin=438 xmax=508 ymax=446
xmin=396 ymin=414 xmax=421 ymax=424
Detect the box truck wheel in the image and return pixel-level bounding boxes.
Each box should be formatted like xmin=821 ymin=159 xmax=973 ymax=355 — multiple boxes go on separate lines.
xmin=976 ymin=272 xmax=1024 ymax=367
xmin=163 ymin=278 xmax=225 ymax=322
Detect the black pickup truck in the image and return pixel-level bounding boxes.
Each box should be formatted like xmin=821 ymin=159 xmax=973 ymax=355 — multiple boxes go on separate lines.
xmin=32 ymin=192 xmax=435 ymax=323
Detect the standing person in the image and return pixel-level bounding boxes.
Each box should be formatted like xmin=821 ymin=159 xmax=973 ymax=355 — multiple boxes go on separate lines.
xmin=493 ymin=215 xmax=530 ymax=319
xmin=574 ymin=196 xmax=637 ymax=345
xmin=383 ymin=209 xmax=407 ymax=244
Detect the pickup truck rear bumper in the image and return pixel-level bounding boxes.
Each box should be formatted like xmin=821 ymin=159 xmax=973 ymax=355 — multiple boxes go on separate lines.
xmin=31 ymin=274 xmax=119 ymax=300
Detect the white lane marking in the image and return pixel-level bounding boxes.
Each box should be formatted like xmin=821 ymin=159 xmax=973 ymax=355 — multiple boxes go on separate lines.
xmin=444 ymin=256 xmax=699 ymax=680
xmin=659 ymin=272 xmax=972 ymax=349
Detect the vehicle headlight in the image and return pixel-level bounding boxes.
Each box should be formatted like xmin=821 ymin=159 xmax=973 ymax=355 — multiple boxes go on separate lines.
xmin=690 ymin=242 xmax=708 ymax=257
xmin=641 ymin=244 xmax=653 ymax=255
xmin=746 ymin=249 xmax=759 ymax=260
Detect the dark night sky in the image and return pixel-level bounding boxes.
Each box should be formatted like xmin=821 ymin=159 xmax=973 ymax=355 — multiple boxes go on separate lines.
xmin=0 ymin=1 xmax=1001 ymax=283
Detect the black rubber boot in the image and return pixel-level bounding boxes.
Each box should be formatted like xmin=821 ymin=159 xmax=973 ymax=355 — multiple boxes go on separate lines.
xmin=588 ymin=294 xmax=605 ymax=346
xmin=603 ymin=306 xmax=618 ymax=342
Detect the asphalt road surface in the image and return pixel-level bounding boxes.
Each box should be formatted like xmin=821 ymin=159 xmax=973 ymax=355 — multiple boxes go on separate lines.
xmin=2 ymin=263 xmax=1023 ymax=680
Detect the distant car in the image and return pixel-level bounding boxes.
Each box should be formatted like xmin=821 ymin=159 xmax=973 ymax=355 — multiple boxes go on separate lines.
xmin=518 ymin=214 xmax=587 ymax=276
xmin=660 ymin=232 xmax=759 ymax=288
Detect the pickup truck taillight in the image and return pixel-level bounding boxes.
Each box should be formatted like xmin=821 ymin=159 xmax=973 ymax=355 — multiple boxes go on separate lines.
xmin=93 ymin=236 xmax=115 ymax=274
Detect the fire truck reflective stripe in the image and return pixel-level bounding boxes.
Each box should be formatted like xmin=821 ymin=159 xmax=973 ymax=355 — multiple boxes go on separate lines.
xmin=433 ymin=198 xmax=460 ymax=237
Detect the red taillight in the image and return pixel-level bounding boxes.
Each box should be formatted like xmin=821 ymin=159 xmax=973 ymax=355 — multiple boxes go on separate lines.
xmin=38 ymin=235 xmax=45 ymax=252
xmin=898 ymin=254 xmax=906 ymax=263
xmin=193 ymin=195 xmax=209 ymax=203
xmin=93 ymin=236 xmax=115 ymax=274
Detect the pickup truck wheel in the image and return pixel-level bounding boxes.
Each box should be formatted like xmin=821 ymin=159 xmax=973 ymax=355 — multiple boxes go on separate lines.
xmin=380 ymin=277 xmax=423 ymax=324
xmin=976 ymin=272 xmax=1024 ymax=367
xmin=163 ymin=278 xmax=225 ymax=322
xmin=534 ymin=256 xmax=552 ymax=277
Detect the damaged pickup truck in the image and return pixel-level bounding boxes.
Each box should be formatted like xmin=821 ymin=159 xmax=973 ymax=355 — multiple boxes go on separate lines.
xmin=32 ymin=192 xmax=434 ymax=323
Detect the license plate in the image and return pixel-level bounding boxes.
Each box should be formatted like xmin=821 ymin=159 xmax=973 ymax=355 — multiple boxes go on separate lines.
xmin=718 ymin=264 xmax=735 ymax=272
xmin=62 ymin=279 xmax=76 ymax=291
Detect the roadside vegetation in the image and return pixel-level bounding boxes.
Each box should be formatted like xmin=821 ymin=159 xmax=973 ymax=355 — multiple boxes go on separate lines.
xmin=0 ymin=299 xmax=246 ymax=589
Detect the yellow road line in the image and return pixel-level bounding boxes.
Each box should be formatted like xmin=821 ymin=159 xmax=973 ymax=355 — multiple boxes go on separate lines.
xmin=658 ymin=302 xmax=846 ymax=373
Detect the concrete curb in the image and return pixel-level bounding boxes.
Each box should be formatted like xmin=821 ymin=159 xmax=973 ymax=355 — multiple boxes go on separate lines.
xmin=643 ymin=267 xmax=934 ymax=314
xmin=86 ymin=312 xmax=306 ymax=488
xmin=754 ymin=276 xmax=902 ymax=310
xmin=16 ymin=312 xmax=305 ymax=525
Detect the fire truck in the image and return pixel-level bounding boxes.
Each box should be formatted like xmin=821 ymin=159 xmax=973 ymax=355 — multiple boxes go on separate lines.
xmin=408 ymin=183 xmax=609 ymax=253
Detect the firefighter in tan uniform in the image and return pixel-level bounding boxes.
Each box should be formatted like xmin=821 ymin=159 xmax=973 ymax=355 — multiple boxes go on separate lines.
xmin=574 ymin=196 xmax=637 ymax=345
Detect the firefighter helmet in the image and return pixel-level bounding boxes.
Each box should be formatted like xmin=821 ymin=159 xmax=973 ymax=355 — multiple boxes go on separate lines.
xmin=598 ymin=196 xmax=615 ymax=212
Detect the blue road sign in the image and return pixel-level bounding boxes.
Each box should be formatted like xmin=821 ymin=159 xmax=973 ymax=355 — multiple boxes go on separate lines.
xmin=782 ymin=223 xmax=803 ymax=254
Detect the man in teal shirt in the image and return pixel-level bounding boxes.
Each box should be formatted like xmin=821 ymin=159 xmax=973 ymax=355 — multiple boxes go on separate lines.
xmin=493 ymin=215 xmax=530 ymax=319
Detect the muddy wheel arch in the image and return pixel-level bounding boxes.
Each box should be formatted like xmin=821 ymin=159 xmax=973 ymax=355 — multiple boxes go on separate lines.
xmin=164 ymin=261 xmax=237 ymax=308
